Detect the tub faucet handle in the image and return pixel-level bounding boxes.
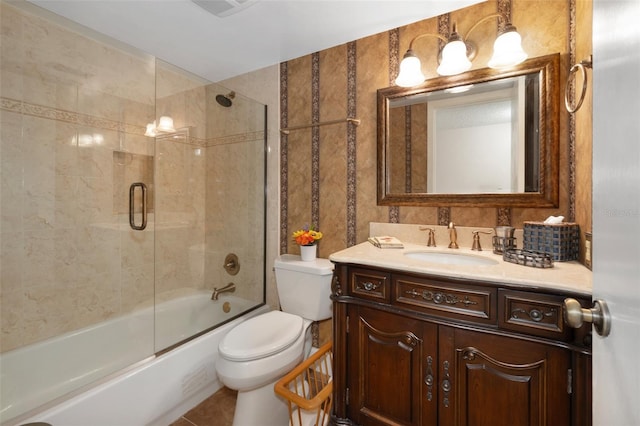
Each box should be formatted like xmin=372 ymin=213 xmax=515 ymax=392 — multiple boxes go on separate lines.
xmin=419 ymin=227 xmax=437 ymax=247
xmin=223 ymin=253 xmax=240 ymax=275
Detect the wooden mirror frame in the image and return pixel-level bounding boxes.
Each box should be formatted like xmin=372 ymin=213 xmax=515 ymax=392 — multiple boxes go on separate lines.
xmin=377 ymin=53 xmax=560 ymax=207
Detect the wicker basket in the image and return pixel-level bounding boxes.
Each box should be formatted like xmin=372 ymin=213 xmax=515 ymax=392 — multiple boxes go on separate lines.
xmin=274 ymin=341 xmax=333 ymax=426
xmin=503 ymin=249 xmax=554 ymax=268
xmin=523 ymin=222 xmax=580 ymax=261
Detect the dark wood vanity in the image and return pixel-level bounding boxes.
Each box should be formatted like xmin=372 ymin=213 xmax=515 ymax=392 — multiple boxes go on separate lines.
xmin=330 ymin=259 xmax=592 ymax=426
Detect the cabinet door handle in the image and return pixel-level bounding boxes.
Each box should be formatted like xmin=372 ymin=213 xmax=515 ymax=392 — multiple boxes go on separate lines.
xmin=129 ymin=182 xmax=148 ymax=231
xmin=424 ymin=356 xmax=434 ymax=401
xmin=442 ymin=360 xmax=451 ymax=408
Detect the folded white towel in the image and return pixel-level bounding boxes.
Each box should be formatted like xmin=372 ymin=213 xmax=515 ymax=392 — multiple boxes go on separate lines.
xmin=368 ymin=236 xmax=404 ymax=249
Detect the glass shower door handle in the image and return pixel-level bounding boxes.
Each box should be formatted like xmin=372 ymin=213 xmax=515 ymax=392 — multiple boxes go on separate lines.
xmin=129 ymin=182 xmax=148 ymax=230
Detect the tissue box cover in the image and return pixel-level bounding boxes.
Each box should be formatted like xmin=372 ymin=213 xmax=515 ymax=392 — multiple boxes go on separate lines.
xmin=523 ymin=222 xmax=580 ymax=261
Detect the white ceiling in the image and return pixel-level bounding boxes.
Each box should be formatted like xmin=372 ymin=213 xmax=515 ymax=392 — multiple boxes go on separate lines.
xmin=26 ymin=0 xmax=483 ymax=82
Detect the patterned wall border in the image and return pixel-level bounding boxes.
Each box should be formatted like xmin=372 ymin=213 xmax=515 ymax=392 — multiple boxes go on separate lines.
xmin=1 ymin=96 xmax=261 ymax=150
xmin=1 ymin=97 xmax=146 ymax=135
xmin=279 ymin=61 xmax=290 ymax=254
xmin=438 ymin=14 xmax=450 ymax=50
xmin=437 ymin=15 xmax=452 ymax=227
xmin=388 ymin=28 xmax=400 ymax=224
xmin=346 ymin=41 xmax=358 ymax=247
xmin=404 ymin=106 xmax=412 ymax=192
xmin=438 ymin=207 xmax=451 ymax=226
xmin=497 ymin=0 xmax=511 ymax=31
xmin=206 ymin=132 xmax=265 ymax=147
xmin=567 ymin=0 xmax=577 ymax=222
xmin=311 ymin=52 xmax=321 ymax=228
xmin=497 ymin=0 xmax=514 ymax=227
xmin=497 ymin=207 xmax=512 ymax=226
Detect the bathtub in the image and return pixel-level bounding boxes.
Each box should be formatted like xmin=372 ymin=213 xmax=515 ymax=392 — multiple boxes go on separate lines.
xmin=1 ymin=291 xmax=268 ymax=426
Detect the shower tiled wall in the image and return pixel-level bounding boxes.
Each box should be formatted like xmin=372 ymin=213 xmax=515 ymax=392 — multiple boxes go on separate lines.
xmin=0 ymin=1 xmax=266 ymax=354
xmin=0 ymin=1 xmax=157 ymax=352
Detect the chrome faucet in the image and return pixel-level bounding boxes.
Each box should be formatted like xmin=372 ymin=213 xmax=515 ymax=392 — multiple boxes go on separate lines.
xmin=211 ymin=282 xmax=236 ymax=300
xmin=448 ymin=222 xmax=459 ymax=249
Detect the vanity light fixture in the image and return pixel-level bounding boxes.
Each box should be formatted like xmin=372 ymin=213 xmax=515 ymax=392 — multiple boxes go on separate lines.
xmin=395 ymin=13 xmax=528 ymax=87
xmin=436 ymin=24 xmax=472 ymax=76
xmin=394 ymin=32 xmax=448 ymax=87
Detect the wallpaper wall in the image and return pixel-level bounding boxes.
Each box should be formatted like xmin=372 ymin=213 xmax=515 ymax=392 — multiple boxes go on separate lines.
xmin=280 ymin=0 xmax=593 ymax=263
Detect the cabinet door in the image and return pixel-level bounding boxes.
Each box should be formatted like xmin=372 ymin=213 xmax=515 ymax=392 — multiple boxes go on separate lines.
xmin=347 ymin=306 xmax=437 ymax=426
xmin=439 ymin=327 xmax=572 ymax=426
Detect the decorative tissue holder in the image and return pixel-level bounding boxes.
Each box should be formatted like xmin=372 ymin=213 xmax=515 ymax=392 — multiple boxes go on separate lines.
xmin=523 ymin=221 xmax=580 ymax=261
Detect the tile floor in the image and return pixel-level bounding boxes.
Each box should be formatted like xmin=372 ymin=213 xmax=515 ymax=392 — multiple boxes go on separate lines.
xmin=169 ymin=329 xmax=332 ymax=425
xmin=170 ymin=387 xmax=237 ymax=426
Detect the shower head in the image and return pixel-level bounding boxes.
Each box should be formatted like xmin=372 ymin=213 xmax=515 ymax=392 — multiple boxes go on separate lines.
xmin=216 ymin=91 xmax=235 ymax=107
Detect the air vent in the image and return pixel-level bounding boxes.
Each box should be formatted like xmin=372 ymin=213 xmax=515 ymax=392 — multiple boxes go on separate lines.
xmin=192 ymin=0 xmax=260 ymax=17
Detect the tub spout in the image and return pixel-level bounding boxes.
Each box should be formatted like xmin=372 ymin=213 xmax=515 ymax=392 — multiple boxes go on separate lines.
xmin=212 ymin=283 xmax=236 ymax=300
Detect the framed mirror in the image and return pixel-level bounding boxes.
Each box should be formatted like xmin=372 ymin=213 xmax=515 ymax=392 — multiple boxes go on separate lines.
xmin=377 ymin=53 xmax=560 ymax=207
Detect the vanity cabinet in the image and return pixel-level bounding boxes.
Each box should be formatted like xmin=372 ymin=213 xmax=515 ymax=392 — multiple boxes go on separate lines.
xmin=332 ymin=263 xmax=592 ymax=426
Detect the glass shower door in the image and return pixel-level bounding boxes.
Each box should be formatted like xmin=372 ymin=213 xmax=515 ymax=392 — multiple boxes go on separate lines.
xmin=153 ymin=63 xmax=267 ymax=352
xmin=0 ymin=2 xmax=157 ymax=421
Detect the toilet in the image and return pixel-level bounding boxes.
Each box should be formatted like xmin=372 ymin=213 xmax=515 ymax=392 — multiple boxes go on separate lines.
xmin=215 ymin=254 xmax=334 ymax=426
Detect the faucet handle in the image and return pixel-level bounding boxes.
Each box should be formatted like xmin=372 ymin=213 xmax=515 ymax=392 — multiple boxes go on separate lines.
xmin=471 ymin=230 xmax=493 ymax=251
xmin=419 ymin=227 xmax=437 ymax=247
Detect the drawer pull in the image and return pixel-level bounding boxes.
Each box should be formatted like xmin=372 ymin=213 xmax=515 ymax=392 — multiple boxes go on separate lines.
xmin=360 ymin=281 xmax=380 ymax=291
xmin=442 ymin=360 xmax=451 ymax=408
xmin=511 ymin=307 xmax=555 ymax=322
xmin=405 ymin=289 xmax=478 ymax=307
xmin=425 ymin=356 xmax=434 ymax=401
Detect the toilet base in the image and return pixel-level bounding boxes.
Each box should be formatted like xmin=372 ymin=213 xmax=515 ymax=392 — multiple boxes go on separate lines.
xmin=232 ymin=379 xmax=289 ymax=426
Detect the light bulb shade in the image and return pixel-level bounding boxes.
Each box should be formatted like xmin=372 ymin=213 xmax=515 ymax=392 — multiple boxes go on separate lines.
xmin=395 ymin=51 xmax=426 ymax=87
xmin=156 ymin=115 xmax=175 ymax=133
xmin=437 ymin=40 xmax=472 ymax=76
xmin=488 ymin=29 xmax=528 ymax=69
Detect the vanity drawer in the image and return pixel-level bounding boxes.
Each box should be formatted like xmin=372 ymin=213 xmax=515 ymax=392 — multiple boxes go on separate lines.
xmin=392 ymin=274 xmax=496 ymax=325
xmin=498 ymin=289 xmax=570 ymax=340
xmin=349 ymin=267 xmax=391 ymax=302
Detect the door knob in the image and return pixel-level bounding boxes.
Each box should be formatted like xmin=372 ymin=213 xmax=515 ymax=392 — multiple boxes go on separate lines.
xmin=563 ymin=298 xmax=611 ymax=337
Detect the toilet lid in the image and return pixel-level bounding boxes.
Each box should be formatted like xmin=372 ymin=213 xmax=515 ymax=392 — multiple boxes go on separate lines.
xmin=219 ymin=311 xmax=304 ymax=361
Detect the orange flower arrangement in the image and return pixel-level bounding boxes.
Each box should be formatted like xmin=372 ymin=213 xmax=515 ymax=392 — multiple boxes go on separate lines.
xmin=292 ymin=224 xmax=323 ymax=246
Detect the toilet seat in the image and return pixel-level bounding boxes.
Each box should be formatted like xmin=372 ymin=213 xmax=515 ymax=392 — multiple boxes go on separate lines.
xmin=219 ymin=311 xmax=303 ymax=362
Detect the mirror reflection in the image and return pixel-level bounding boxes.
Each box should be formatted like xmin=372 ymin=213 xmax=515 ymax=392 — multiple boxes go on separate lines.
xmin=378 ymin=54 xmax=559 ymax=207
xmin=388 ymin=74 xmax=539 ymax=194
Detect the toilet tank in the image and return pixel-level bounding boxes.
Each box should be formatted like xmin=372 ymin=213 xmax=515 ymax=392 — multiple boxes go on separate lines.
xmin=274 ymin=254 xmax=334 ymax=321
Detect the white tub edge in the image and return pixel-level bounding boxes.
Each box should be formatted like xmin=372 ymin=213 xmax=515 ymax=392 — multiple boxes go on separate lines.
xmin=12 ymin=305 xmax=270 ymax=426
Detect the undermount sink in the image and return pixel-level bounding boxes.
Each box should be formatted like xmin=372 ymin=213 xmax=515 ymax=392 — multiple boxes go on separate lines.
xmin=403 ymin=251 xmax=499 ymax=266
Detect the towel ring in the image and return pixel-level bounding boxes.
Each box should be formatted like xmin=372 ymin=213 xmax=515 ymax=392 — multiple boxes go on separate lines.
xmin=565 ymin=55 xmax=593 ymax=113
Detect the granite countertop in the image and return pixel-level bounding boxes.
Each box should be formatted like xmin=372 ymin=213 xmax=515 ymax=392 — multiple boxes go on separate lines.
xmin=329 ymin=242 xmax=592 ymax=297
